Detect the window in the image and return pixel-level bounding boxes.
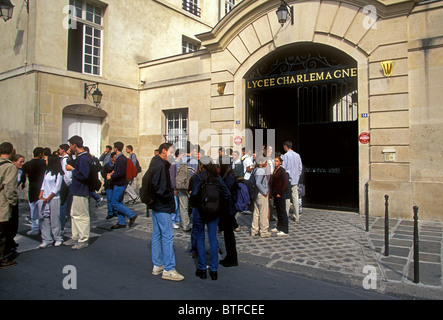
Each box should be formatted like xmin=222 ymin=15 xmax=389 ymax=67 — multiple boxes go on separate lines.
xmin=164 ymin=109 xmax=189 ymax=151
xmin=183 ymin=0 xmax=200 ymax=17
xmin=182 ymin=37 xmax=199 ymax=54
xmin=225 ymin=0 xmax=236 ymax=15
xmin=67 ymin=0 xmax=104 ymax=76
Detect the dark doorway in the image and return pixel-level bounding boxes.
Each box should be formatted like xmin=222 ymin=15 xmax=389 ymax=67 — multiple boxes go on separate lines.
xmin=245 ymin=43 xmax=359 ymax=211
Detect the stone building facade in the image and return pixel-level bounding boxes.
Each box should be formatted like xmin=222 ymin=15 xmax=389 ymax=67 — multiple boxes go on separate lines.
xmin=1 ymin=0 xmax=442 ymax=221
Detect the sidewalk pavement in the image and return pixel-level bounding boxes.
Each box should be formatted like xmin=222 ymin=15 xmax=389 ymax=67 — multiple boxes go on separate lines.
xmin=13 ymin=197 xmax=443 ymax=300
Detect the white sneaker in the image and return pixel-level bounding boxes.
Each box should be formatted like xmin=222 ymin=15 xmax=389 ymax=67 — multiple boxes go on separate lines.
xmin=173 ymin=223 xmax=180 ymax=229
xmin=162 ymin=269 xmax=184 ymax=281
xmin=39 ymin=242 xmax=52 ymax=249
xmin=271 ymin=228 xmax=279 ymax=233
xmin=152 ymin=265 xmax=164 ymax=275
xmin=277 ymin=231 xmax=289 ymax=237
xmin=54 ymin=240 xmax=63 ymax=247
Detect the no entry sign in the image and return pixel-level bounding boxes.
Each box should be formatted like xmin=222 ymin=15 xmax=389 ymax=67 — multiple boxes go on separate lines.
xmin=234 ymin=136 xmax=242 ymax=145
xmin=359 ymin=132 xmax=370 ymax=144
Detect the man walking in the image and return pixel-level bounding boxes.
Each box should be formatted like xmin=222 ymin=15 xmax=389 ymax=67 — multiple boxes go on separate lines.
xmin=107 ymin=142 xmax=137 ymax=229
xmin=281 ymin=140 xmax=303 ymax=222
xmin=64 ymin=135 xmax=91 ymax=250
xmin=0 ymin=142 xmax=18 ymax=268
xmin=141 ymin=143 xmax=184 ymax=281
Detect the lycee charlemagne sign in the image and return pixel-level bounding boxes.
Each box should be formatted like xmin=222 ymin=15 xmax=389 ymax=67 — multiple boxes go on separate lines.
xmin=246 ymin=67 xmax=357 ymax=89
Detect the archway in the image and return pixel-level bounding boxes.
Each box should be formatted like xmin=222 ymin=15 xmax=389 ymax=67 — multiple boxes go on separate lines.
xmin=245 ymin=43 xmax=359 ymax=211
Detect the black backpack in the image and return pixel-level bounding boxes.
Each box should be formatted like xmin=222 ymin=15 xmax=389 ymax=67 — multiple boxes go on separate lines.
xmin=198 ymin=174 xmax=221 ymax=222
xmin=140 ymin=168 xmax=154 ymax=209
xmin=87 ymin=155 xmax=102 ymax=192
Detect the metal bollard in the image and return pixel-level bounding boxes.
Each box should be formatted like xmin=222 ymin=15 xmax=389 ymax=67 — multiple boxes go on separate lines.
xmin=365 ymin=182 xmax=369 ymax=232
xmin=384 ymin=195 xmax=389 ymax=256
xmin=413 ymin=206 xmax=419 ymax=283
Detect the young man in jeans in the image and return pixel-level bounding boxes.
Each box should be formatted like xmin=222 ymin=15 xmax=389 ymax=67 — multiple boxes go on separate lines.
xmin=142 ymin=143 xmax=184 ymax=282
xmin=107 ymin=142 xmax=137 ymax=229
xmin=65 ymin=135 xmax=91 ymax=250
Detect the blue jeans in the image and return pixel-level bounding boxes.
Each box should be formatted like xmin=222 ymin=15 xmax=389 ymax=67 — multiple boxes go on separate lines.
xmin=111 ymin=185 xmax=135 ymax=225
xmin=171 ymin=195 xmax=181 ymax=224
xmin=151 ymin=211 xmax=176 ymax=271
xmin=194 ymin=209 xmax=219 ymax=272
xmin=106 ymin=188 xmax=117 ymax=217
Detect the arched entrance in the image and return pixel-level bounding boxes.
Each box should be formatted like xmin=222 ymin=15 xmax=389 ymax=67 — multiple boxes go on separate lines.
xmin=245 ymin=43 xmax=359 ymax=211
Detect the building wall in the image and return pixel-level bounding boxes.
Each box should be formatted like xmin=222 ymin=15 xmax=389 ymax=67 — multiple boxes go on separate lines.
xmin=0 ymin=0 xmax=221 ymax=166
xmin=139 ymin=0 xmax=443 ymax=221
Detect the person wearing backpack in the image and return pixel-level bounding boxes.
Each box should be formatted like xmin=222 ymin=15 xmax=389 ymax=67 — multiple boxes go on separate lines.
xmin=107 ymin=142 xmax=137 ymax=230
xmin=251 ymin=156 xmax=271 ymax=238
xmin=190 ymin=157 xmax=230 ymax=280
xmin=175 ymin=142 xmax=197 ymax=232
xmin=65 ymin=135 xmax=92 ymax=250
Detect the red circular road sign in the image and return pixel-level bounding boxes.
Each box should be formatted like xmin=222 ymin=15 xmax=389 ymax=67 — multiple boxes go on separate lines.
xmin=359 ymin=132 xmax=370 ymax=144
xmin=234 ymin=136 xmax=242 ymax=145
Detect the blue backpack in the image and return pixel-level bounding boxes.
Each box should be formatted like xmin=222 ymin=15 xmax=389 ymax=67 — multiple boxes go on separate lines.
xmin=235 ymin=181 xmax=250 ymax=212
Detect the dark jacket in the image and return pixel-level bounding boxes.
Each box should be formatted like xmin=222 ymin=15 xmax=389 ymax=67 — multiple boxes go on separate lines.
xmin=111 ymin=153 xmax=128 ymax=187
xmin=222 ymin=172 xmax=237 ymax=216
xmin=71 ymin=151 xmax=91 ymax=197
xmin=148 ymin=155 xmax=175 ymax=213
xmin=271 ymin=166 xmax=288 ymax=198
xmin=101 ymin=161 xmax=114 ymax=190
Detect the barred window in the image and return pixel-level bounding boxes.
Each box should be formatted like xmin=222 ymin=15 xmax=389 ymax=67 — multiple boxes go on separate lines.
xmin=164 ymin=109 xmax=189 ymax=151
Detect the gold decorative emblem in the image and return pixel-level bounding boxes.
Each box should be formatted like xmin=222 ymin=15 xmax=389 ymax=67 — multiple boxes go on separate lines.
xmin=217 ymin=82 xmax=226 ymax=95
xmin=381 ymin=60 xmax=395 ymax=77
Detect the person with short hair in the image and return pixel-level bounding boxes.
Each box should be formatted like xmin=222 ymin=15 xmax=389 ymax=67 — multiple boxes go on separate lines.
xmin=142 ymin=143 xmax=184 ymax=281
xmin=64 ymin=135 xmax=92 ymax=250
xmin=282 ymin=140 xmax=303 ymax=222
xmin=0 ymin=142 xmax=18 ymax=268
xmin=22 ymin=147 xmax=46 ymax=236
xmin=107 ymin=142 xmax=137 ymax=229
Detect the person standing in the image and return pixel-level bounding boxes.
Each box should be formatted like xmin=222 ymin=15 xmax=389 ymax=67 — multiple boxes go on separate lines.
xmin=281 ymin=140 xmax=303 ymax=222
xmin=99 ymin=145 xmax=113 ymax=166
xmin=58 ymin=144 xmax=73 ymax=231
xmin=142 ymin=143 xmax=184 ymax=282
xmin=271 ymin=153 xmax=289 ymax=236
xmin=251 ymin=156 xmax=271 ymax=238
xmin=101 ymin=152 xmax=117 ymax=220
xmin=38 ymin=154 xmax=64 ymax=248
xmin=22 ymin=147 xmax=46 ymax=236
xmin=4 ymin=154 xmax=25 ymax=256
xmin=0 ymin=142 xmax=18 ymax=268
xmin=64 ymin=135 xmax=91 ymax=250
xmin=107 ymin=142 xmax=137 ymax=229
xmin=125 ymin=145 xmax=139 ymax=204
xmin=218 ymin=156 xmax=238 ymax=267
xmin=190 ymin=157 xmax=230 ymax=280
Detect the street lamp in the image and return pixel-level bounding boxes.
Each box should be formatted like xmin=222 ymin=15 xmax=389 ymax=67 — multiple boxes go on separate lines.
xmin=0 ymin=0 xmax=14 ymax=22
xmin=84 ymin=82 xmax=103 ymax=107
xmin=276 ymin=0 xmax=294 ymax=27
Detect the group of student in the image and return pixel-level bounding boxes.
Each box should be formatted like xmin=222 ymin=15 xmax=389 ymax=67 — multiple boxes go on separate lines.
xmin=139 ymin=140 xmax=303 ymax=282
xmin=0 ymin=137 xmax=302 ymax=282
